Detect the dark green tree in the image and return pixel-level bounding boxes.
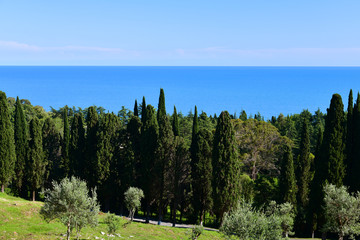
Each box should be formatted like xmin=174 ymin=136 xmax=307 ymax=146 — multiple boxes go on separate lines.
xmin=157 ymin=88 xmax=166 ymax=121
xmin=69 ymin=113 xmax=86 ymax=178
xmin=85 ymin=106 xmax=99 ymax=187
xmin=345 ymin=89 xmax=353 ymax=187
xmin=134 ymin=99 xmax=139 ymax=117
xmin=322 ymin=93 xmax=345 ymax=186
xmin=141 ymin=96 xmax=147 ymax=124
xmin=62 ymin=106 xmax=70 ymax=178
xmin=279 ymin=144 xmax=297 ymax=206
xmin=212 ymin=111 xmax=241 ymax=222
xmin=191 ymin=129 xmax=213 ymax=225
xmin=13 ymin=96 xmax=28 ymax=195
xmin=350 ymin=93 xmax=360 ymax=192
xmin=172 ymin=106 xmax=180 ymax=137
xmin=28 ymin=117 xmax=45 ymax=201
xmin=0 ymin=91 xmax=16 ymax=193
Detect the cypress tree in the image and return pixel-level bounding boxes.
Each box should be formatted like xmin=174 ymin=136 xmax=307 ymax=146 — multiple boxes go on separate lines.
xmin=295 ymin=117 xmax=311 ymax=236
xmin=13 ymin=96 xmax=28 ymax=195
xmin=62 ymin=106 xmax=70 ymax=178
xmin=345 ymin=90 xmax=354 ymax=188
xmin=42 ymin=117 xmax=62 ymax=187
xmin=0 ymin=91 xmax=16 ymax=193
xmin=322 ymin=93 xmax=345 ymax=186
xmin=190 ymin=106 xmax=199 ymax=178
xmin=141 ymin=96 xmax=147 ymax=124
xmin=350 ymin=93 xmax=360 ymax=192
xmin=191 ymin=129 xmax=213 ymax=225
xmin=140 ymin=105 xmax=159 ymax=223
xmin=28 ymin=117 xmax=45 ymax=201
xmin=172 ymin=106 xmax=180 ymax=137
xmin=127 ymin=115 xmax=142 ymax=185
xmin=85 ymin=106 xmax=99 ymax=187
xmin=212 ymin=111 xmax=241 ymax=222
xmin=157 ymin=88 xmax=166 ymax=121
xmin=134 ymin=100 xmax=139 ymax=117
xmin=279 ymin=144 xmax=297 ymax=206
xmin=69 ymin=113 xmax=86 ymax=178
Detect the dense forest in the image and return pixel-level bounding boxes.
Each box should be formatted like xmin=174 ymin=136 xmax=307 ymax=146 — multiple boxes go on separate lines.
xmin=0 ymin=88 xmax=357 ymax=237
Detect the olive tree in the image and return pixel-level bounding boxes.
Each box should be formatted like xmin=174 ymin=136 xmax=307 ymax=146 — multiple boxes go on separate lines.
xmin=323 ymin=184 xmax=360 ymax=240
xmin=40 ymin=177 xmax=100 ymax=240
xmin=266 ymin=201 xmax=295 ymax=238
xmin=124 ymin=187 xmax=144 ymax=221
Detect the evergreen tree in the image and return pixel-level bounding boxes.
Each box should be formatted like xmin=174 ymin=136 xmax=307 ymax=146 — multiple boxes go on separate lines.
xmin=172 ymin=106 xmax=180 ymax=137
xmin=295 ymin=117 xmax=311 ymax=236
xmin=157 ymin=88 xmax=166 ymax=121
xmin=127 ymin=115 xmax=142 ymax=187
xmin=42 ymin=117 xmax=62 ymax=187
xmin=322 ymin=93 xmax=345 ymax=186
xmin=69 ymin=113 xmax=86 ymax=178
xmin=350 ymin=93 xmax=360 ymax=192
xmin=239 ymin=110 xmax=247 ymax=121
xmin=13 ymin=96 xmax=28 ymax=195
xmin=345 ymin=90 xmax=353 ymax=187
xmin=140 ymin=105 xmax=159 ymax=223
xmin=0 ymin=91 xmax=16 ymax=193
xmin=85 ymin=106 xmax=99 ymax=187
xmin=192 ymin=106 xmax=199 ymax=141
xmin=62 ymin=106 xmax=70 ymax=177
xmin=134 ymin=99 xmax=139 ymax=117
xmin=279 ymin=144 xmax=297 ymax=206
xmin=191 ymin=129 xmax=213 ymax=225
xmin=212 ymin=111 xmax=241 ymax=222
xmin=141 ymin=96 xmax=147 ymax=124
xmin=28 ymin=117 xmax=45 ymax=201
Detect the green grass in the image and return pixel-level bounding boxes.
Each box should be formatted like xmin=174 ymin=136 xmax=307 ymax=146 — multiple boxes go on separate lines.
xmin=0 ymin=192 xmax=223 ymax=240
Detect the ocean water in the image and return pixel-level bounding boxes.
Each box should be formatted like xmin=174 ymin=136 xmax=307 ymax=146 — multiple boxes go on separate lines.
xmin=1 ymin=66 xmax=360 ymax=119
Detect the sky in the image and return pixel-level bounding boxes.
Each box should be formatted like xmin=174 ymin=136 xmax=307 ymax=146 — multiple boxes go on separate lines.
xmin=1 ymin=1 xmax=360 ymax=66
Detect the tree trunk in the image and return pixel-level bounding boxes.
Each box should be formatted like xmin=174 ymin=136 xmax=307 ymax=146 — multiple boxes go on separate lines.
xmin=321 ymin=232 xmax=327 ymax=240
xmin=145 ymin=204 xmax=150 ymax=223
xmin=311 ymin=230 xmax=314 ymax=238
xmin=67 ymin=219 xmax=71 ymax=240
xmin=130 ymin=209 xmax=134 ymax=221
xmin=200 ymin=210 xmax=204 ymax=226
xmin=172 ymin=199 xmax=177 ymax=227
xmin=32 ymin=190 xmax=35 ymax=201
xmin=158 ymin=206 xmax=162 ymax=225
xmin=1 ymin=184 xmax=4 ymax=193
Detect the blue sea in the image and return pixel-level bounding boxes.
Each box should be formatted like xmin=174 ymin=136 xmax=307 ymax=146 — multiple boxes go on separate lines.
xmin=1 ymin=66 xmax=360 ymax=119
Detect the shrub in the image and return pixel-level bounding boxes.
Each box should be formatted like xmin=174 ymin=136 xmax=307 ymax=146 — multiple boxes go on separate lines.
xmin=104 ymin=213 xmax=120 ymax=234
xmin=191 ymin=225 xmax=204 ymax=240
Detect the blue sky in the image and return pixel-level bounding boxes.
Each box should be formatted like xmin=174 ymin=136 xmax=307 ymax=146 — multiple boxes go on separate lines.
xmin=1 ymin=1 xmax=360 ymax=66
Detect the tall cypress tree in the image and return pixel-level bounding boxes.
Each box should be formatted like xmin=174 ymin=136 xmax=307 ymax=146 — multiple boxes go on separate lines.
xmin=69 ymin=113 xmax=86 ymax=178
xmin=279 ymin=144 xmax=297 ymax=206
xmin=28 ymin=117 xmax=45 ymax=201
xmin=141 ymin=96 xmax=147 ymax=124
xmin=350 ymin=93 xmax=360 ymax=192
xmin=85 ymin=106 xmax=99 ymax=187
xmin=172 ymin=106 xmax=180 ymax=137
xmin=140 ymin=105 xmax=159 ymax=223
xmin=321 ymin=93 xmax=345 ymax=186
xmin=345 ymin=89 xmax=354 ymax=187
xmin=134 ymin=100 xmax=139 ymax=117
xmin=157 ymin=88 xmax=166 ymax=121
xmin=42 ymin=117 xmax=62 ymax=187
xmin=295 ymin=117 xmax=311 ymax=236
xmin=191 ymin=129 xmax=213 ymax=225
xmin=190 ymin=106 xmax=199 ymax=180
xmin=13 ymin=96 xmax=28 ymax=195
xmin=212 ymin=111 xmax=241 ymax=222
xmin=62 ymin=106 xmax=70 ymax=178
xmin=0 ymin=91 xmax=16 ymax=193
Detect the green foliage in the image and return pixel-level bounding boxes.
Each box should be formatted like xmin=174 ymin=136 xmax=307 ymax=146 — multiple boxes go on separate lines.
xmin=40 ymin=176 xmax=100 ymax=240
xmin=212 ymin=111 xmax=241 ymax=222
xmin=85 ymin=106 xmax=99 ymax=187
xmin=220 ymin=200 xmax=282 ymax=240
xmin=69 ymin=113 xmax=85 ymax=178
xmin=104 ymin=213 xmax=120 ymax=234
xmin=190 ymin=225 xmax=204 ymax=240
xmin=279 ymin=144 xmax=297 ymax=206
xmin=157 ymin=88 xmax=166 ymax=121
xmin=134 ymin=99 xmax=139 ymax=117
xmin=0 ymin=91 xmax=16 ymax=192
xmin=124 ymin=187 xmax=144 ymax=221
xmin=239 ymin=174 xmax=255 ymax=202
xmin=254 ymin=175 xmax=279 ymax=207
xmin=62 ymin=106 xmax=70 ymax=178
xmin=323 ymin=184 xmax=360 ymax=240
xmin=172 ymin=106 xmax=180 ymax=136
xmin=266 ymin=201 xmax=295 ymax=238
xmin=350 ymin=93 xmax=360 ymax=192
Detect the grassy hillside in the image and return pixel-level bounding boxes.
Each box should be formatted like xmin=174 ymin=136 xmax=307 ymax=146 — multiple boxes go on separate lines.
xmin=0 ymin=192 xmax=224 ymax=240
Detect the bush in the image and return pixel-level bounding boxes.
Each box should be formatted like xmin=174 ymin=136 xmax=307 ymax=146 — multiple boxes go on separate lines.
xmin=40 ymin=177 xmax=100 ymax=240
xmin=266 ymin=201 xmax=295 ymax=238
xmin=191 ymin=225 xmax=204 ymax=240
xmin=104 ymin=213 xmax=120 ymax=234
xmin=124 ymin=187 xmax=144 ymax=221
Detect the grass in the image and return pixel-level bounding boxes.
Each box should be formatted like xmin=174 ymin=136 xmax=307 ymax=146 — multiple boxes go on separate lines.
xmin=0 ymin=192 xmax=223 ymax=240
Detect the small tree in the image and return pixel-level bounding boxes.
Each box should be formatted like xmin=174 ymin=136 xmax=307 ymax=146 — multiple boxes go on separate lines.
xmin=266 ymin=201 xmax=295 ymax=238
xmin=322 ymin=184 xmax=360 ymax=240
xmin=40 ymin=177 xmax=100 ymax=240
xmin=124 ymin=187 xmax=144 ymax=221
xmin=104 ymin=213 xmax=120 ymax=235
xmin=190 ymin=225 xmax=204 ymax=240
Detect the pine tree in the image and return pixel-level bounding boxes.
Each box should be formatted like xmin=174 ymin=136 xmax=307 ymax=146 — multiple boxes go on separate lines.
xmin=212 ymin=111 xmax=241 ymax=222
xmin=69 ymin=113 xmax=86 ymax=178
xmin=42 ymin=117 xmax=62 ymax=187
xmin=172 ymin=106 xmax=180 ymax=137
xmin=140 ymin=105 xmax=159 ymax=223
xmin=85 ymin=106 xmax=99 ymax=187
xmin=322 ymin=93 xmax=345 ymax=186
xmin=191 ymin=129 xmax=213 ymax=225
xmin=0 ymin=91 xmax=16 ymax=193
xmin=62 ymin=106 xmax=70 ymax=178
xmin=279 ymin=144 xmax=297 ymax=206
xmin=28 ymin=117 xmax=45 ymax=201
xmin=13 ymin=96 xmax=28 ymax=195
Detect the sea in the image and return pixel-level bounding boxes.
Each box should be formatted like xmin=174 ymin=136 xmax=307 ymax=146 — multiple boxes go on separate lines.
xmin=1 ymin=66 xmax=360 ymax=119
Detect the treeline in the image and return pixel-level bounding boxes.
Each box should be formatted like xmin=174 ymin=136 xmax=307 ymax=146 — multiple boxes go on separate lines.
xmin=0 ymin=88 xmax=357 ymax=237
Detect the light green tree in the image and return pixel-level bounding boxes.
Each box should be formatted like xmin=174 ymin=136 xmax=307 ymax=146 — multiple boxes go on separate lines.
xmin=322 ymin=184 xmax=360 ymax=240
xmin=40 ymin=177 xmax=100 ymax=240
xmin=124 ymin=187 xmax=144 ymax=221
